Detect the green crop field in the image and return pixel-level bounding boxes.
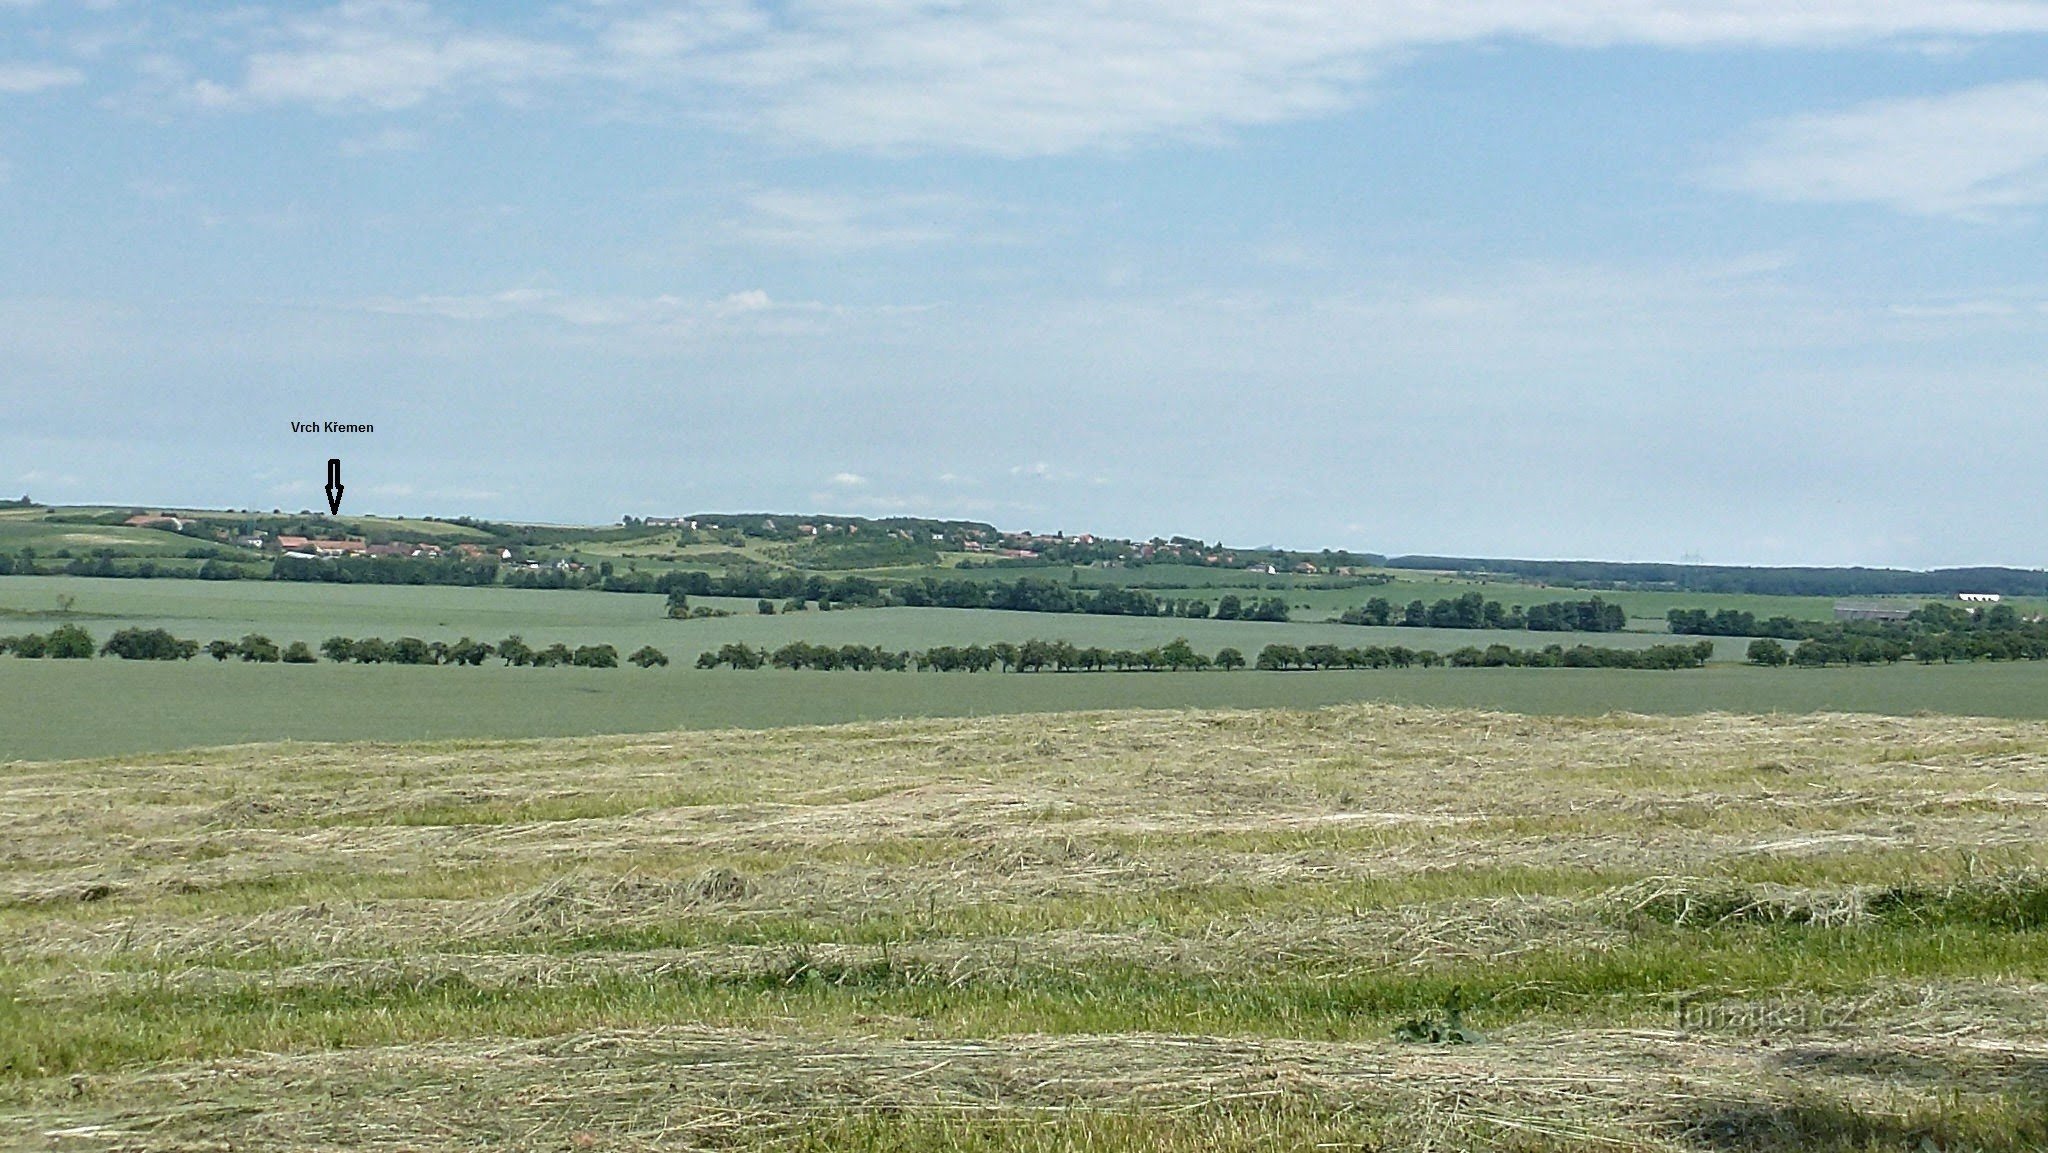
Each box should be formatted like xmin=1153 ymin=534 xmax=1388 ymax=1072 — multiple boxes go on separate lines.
xmin=0 ymin=576 xmax=1768 ymax=664
xmin=7 ymin=705 xmax=2048 ymax=1150
xmin=6 ymin=574 xmax=2048 ymax=762
xmin=0 ymin=516 xmax=206 ymax=558
xmin=6 ymin=656 xmax=2048 ymax=763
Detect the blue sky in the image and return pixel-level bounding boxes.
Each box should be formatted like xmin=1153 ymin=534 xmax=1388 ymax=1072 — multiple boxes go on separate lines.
xmin=4 ymin=2 xmax=2047 ymax=566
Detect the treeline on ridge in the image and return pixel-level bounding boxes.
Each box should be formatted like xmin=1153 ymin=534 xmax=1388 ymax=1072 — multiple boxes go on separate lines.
xmin=1339 ymin=592 xmax=1625 ymax=632
xmin=1739 ymin=602 xmax=2048 ymax=666
xmin=614 ymin=570 xmax=1293 ymax=620
xmin=1390 ymin=556 xmax=2048 ymax=598
xmin=693 ymin=637 xmax=1716 ymax=672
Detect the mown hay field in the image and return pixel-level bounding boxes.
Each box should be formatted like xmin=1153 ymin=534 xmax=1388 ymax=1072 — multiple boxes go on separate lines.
xmin=7 ymin=704 xmax=2048 ymax=1150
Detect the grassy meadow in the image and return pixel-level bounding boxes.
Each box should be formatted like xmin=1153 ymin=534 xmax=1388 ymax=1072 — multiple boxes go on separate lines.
xmin=6 ymin=704 xmax=2048 ymax=1150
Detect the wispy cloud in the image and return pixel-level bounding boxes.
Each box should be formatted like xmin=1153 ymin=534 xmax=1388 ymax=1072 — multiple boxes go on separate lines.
xmin=589 ymin=1 xmax=2048 ymax=154
xmin=155 ymin=2 xmax=2048 ymax=154
xmin=827 ymin=471 xmax=867 ymax=487
xmin=0 ymin=62 xmax=83 ymax=93
xmin=1715 ymin=80 xmax=2048 ymax=218
xmin=189 ymin=1 xmax=572 ymax=111
xmin=364 ymin=287 xmax=777 ymax=327
xmin=725 ymin=188 xmax=962 ymax=251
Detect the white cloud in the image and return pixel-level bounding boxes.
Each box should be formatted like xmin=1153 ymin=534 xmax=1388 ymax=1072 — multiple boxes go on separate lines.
xmin=592 ymin=1 xmax=2048 ymax=154
xmin=725 ymin=188 xmax=959 ymax=250
xmin=166 ymin=2 xmax=2048 ymax=154
xmin=199 ymin=1 xmax=572 ymax=111
xmin=1716 ymin=80 xmax=2048 ymax=218
xmin=827 ymin=471 xmax=867 ymax=487
xmin=0 ymin=62 xmax=84 ymax=93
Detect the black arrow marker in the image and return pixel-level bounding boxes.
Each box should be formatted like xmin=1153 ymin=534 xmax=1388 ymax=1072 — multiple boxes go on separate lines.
xmin=324 ymin=458 xmax=345 ymax=515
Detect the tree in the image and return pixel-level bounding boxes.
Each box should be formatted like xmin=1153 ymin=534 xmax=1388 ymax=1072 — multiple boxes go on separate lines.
xmin=1213 ymin=647 xmax=1246 ymax=671
xmin=206 ymin=639 xmax=236 ymax=662
xmin=320 ymin=636 xmax=357 ymax=663
xmin=628 ymin=645 xmax=669 ymax=668
xmin=497 ymin=635 xmax=534 ymax=666
xmin=1160 ymin=637 xmax=1201 ymax=671
xmin=1746 ymin=639 xmax=1789 ymax=666
xmin=1215 ymin=594 xmax=1242 ymax=621
xmin=1403 ymin=600 xmax=1428 ymax=627
xmin=236 ymin=633 xmax=281 ymax=663
xmin=572 ymin=644 xmax=619 ymax=668
xmin=282 ymin=641 xmax=317 ymax=663
xmin=44 ymin=624 xmax=94 ymax=659
xmin=665 ymin=590 xmax=690 ymax=619
xmin=101 ymin=627 xmax=193 ymax=660
xmin=1255 ymin=643 xmax=1302 ymax=670
xmin=444 ymin=638 xmax=495 ymax=666
xmin=390 ymin=637 xmax=434 ymax=665
xmin=757 ymin=599 xmax=776 ymax=615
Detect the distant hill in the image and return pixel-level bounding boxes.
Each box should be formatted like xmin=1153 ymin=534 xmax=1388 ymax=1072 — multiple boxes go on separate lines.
xmin=1385 ymin=557 xmax=2048 ymax=598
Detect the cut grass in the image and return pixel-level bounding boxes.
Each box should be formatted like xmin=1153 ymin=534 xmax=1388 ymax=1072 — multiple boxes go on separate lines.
xmin=9 ymin=704 xmax=2048 ymax=1149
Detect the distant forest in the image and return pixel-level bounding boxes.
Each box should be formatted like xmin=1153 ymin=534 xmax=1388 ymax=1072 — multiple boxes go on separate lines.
xmin=1385 ymin=558 xmax=2048 ymax=598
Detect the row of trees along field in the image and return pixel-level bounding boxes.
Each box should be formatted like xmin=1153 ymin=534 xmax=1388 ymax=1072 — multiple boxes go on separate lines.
xmin=1672 ymin=602 xmax=2033 ymax=639
xmin=1670 ymin=601 xmax=2048 ymax=666
xmin=0 ymin=626 xmax=670 ymax=669
xmin=1744 ymin=624 xmax=2048 ymax=667
xmin=1339 ymin=592 xmax=1626 ymax=631
xmin=636 ymin=571 xmax=1293 ymax=620
xmin=692 ymin=637 xmax=1715 ymax=672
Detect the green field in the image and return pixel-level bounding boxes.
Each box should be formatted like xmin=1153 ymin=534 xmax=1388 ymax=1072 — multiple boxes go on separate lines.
xmin=6 ymin=706 xmax=2048 ymax=1150
xmin=5 ymin=575 xmax=2048 ymax=762
xmin=0 ymin=576 xmax=1772 ymax=663
xmin=6 ymin=657 xmax=2048 ymax=763
xmin=0 ymin=511 xmax=208 ymax=558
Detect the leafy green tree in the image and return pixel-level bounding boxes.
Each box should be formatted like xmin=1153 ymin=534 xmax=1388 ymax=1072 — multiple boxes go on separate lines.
xmin=1160 ymin=637 xmax=1200 ymax=671
xmin=1403 ymin=600 xmax=1428 ymax=627
xmin=665 ymin=590 xmax=690 ymax=619
xmin=628 ymin=645 xmax=669 ymax=668
xmin=990 ymin=641 xmax=1020 ymax=672
xmin=1255 ymin=643 xmax=1302 ymax=670
xmin=572 ymin=644 xmax=619 ymax=668
xmin=101 ymin=628 xmax=194 ymax=660
xmin=1213 ymin=647 xmax=1246 ymax=670
xmin=320 ymin=636 xmax=356 ymax=663
xmin=44 ymin=624 xmax=94 ymax=659
xmin=1745 ymin=639 xmax=1789 ymax=667
xmin=1214 ymin=594 xmax=1242 ymax=621
xmin=281 ymin=641 xmax=317 ymax=664
xmin=236 ymin=633 xmax=281 ymax=663
xmin=390 ymin=637 xmax=434 ymax=665
xmin=496 ymin=635 xmax=534 ymax=666
xmin=205 ymin=639 xmax=236 ymax=662
xmin=757 ymin=599 xmax=776 ymax=615
xmin=444 ymin=638 xmax=495 ymax=666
